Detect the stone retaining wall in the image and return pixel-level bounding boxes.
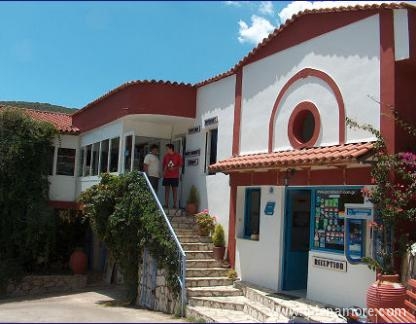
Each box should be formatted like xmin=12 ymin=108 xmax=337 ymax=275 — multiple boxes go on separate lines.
xmin=6 ymin=274 xmax=87 ymax=298
xmin=137 ymin=249 xmax=180 ymax=314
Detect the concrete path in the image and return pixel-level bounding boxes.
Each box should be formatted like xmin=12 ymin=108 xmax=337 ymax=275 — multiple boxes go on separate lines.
xmin=0 ymin=286 xmax=187 ymax=323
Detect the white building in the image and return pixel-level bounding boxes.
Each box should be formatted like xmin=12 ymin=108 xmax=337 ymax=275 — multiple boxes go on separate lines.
xmin=10 ymin=3 xmax=416 ymax=308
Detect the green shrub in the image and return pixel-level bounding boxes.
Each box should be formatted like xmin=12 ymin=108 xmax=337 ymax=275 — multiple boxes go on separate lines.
xmin=187 ymin=185 xmax=200 ymax=205
xmin=212 ymin=224 xmax=225 ymax=247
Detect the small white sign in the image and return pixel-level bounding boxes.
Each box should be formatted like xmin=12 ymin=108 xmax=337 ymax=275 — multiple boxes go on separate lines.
xmin=312 ymin=256 xmax=347 ymax=272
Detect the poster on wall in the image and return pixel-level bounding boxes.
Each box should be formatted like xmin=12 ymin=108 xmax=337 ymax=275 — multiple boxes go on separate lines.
xmin=312 ymin=189 xmax=364 ymax=252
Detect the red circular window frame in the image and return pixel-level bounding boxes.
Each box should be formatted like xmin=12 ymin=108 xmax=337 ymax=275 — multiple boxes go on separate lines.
xmin=288 ymin=102 xmax=321 ymax=149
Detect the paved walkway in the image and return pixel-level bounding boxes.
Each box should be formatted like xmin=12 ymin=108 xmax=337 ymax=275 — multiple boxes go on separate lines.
xmin=0 ymin=286 xmax=187 ymax=323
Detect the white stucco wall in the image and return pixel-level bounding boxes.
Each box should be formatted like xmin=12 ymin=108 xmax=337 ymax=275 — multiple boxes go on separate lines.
xmin=235 ymin=186 xmax=285 ymax=291
xmin=48 ymin=134 xmax=79 ymax=202
xmin=307 ymin=250 xmax=376 ymax=308
xmin=183 ymin=75 xmax=235 ymax=241
xmin=240 ymin=15 xmax=381 ymax=154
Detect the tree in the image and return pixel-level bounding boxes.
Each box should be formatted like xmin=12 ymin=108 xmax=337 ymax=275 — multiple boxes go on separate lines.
xmin=347 ymin=116 xmax=416 ymax=274
xmin=0 ymin=108 xmax=57 ymax=291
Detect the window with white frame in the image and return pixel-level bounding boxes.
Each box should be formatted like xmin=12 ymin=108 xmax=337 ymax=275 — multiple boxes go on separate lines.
xmin=91 ymin=143 xmax=99 ymax=176
xmin=204 ymin=128 xmax=218 ymax=174
xmin=244 ymin=188 xmax=261 ymax=239
xmin=100 ymin=139 xmax=109 ymax=173
xmin=83 ymin=145 xmax=92 ymax=176
xmin=124 ymin=134 xmax=133 ymax=173
xmin=56 ymin=148 xmax=76 ymax=176
xmin=109 ymin=137 xmax=120 ymax=173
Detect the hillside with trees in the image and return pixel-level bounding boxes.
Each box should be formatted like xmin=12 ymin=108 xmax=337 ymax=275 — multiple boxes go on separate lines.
xmin=0 ymin=101 xmax=78 ymax=114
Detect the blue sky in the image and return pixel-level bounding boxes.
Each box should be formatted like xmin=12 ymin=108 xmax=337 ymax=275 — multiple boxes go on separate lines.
xmin=0 ymin=1 xmax=406 ymax=109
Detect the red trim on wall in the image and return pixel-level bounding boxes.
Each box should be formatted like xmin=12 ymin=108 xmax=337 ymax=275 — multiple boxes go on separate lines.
xmin=232 ymin=70 xmax=243 ymax=156
xmin=268 ymin=68 xmax=345 ymax=152
xmin=48 ymin=201 xmax=82 ymax=210
xmin=287 ymin=101 xmax=321 ymax=149
xmin=72 ymin=83 xmax=196 ymax=132
xmin=379 ymin=10 xmax=396 ymax=154
xmin=228 ymin=184 xmax=237 ymax=268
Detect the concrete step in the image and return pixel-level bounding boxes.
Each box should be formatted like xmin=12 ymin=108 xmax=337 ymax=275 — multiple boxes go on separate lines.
xmin=186 ymin=267 xmax=230 ymax=278
xmin=186 ymin=277 xmax=233 ymax=288
xmin=171 ymin=223 xmax=198 ymax=230
xmin=187 ymin=259 xmax=222 ymax=269
xmin=186 ymin=305 xmax=260 ymax=323
xmin=244 ymin=298 xmax=290 ymax=323
xmin=185 ymin=251 xmax=214 ymax=260
xmin=188 ymin=296 xmax=246 ymax=312
xmin=187 ymin=285 xmax=244 ymax=298
xmin=169 ymin=215 xmax=196 ymax=223
xmin=174 ymin=228 xmax=198 ymax=235
xmin=182 ymin=242 xmax=212 ymax=251
xmin=177 ymin=235 xmax=212 ymax=243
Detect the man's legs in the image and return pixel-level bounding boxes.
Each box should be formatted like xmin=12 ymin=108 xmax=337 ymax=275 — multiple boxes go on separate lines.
xmin=172 ymin=186 xmax=177 ymax=209
xmin=164 ymin=185 xmax=170 ymax=207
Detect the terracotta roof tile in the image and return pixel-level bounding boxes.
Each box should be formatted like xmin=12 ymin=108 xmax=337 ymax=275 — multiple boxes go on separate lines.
xmin=209 ymin=142 xmax=375 ymax=173
xmin=0 ymin=106 xmax=79 ymax=134
xmin=195 ymin=2 xmax=415 ymax=87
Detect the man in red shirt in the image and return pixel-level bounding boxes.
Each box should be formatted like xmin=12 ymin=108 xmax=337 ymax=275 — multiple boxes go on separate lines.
xmin=162 ymin=143 xmax=183 ymax=210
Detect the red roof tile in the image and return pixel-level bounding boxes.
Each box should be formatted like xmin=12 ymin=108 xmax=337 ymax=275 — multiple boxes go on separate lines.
xmin=209 ymin=142 xmax=374 ymax=173
xmin=0 ymin=106 xmax=79 ymax=134
xmin=195 ymin=2 xmax=415 ymax=87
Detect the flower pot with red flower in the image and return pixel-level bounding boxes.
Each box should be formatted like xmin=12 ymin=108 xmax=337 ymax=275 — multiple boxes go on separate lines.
xmin=194 ymin=209 xmax=215 ymax=237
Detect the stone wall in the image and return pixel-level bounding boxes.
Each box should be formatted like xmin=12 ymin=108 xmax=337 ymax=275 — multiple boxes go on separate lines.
xmin=137 ymin=248 xmax=180 ymax=314
xmin=6 ymin=274 xmax=87 ymax=298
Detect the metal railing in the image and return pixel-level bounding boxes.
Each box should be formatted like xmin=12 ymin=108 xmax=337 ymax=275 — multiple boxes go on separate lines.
xmin=140 ymin=172 xmax=187 ymax=316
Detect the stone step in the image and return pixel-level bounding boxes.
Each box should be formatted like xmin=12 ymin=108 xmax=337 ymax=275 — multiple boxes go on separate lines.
xmin=244 ymin=298 xmax=290 ymax=323
xmin=186 ymin=268 xmax=230 ymax=278
xmin=187 ymin=285 xmax=244 ymax=298
xmin=171 ymin=223 xmax=198 ymax=230
xmin=185 ymin=251 xmax=214 ymax=260
xmin=169 ymin=215 xmax=196 ymax=223
xmin=177 ymin=235 xmax=212 ymax=243
xmin=187 ymin=259 xmax=222 ymax=269
xmin=186 ymin=305 xmax=260 ymax=323
xmin=174 ymin=228 xmax=198 ymax=235
xmin=188 ymin=296 xmax=246 ymax=312
xmin=165 ymin=209 xmax=185 ymax=217
xmin=182 ymin=242 xmax=212 ymax=251
xmin=186 ymin=277 xmax=233 ymax=288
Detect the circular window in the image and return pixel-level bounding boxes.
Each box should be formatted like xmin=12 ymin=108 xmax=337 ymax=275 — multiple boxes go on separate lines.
xmin=288 ymin=102 xmax=320 ymax=149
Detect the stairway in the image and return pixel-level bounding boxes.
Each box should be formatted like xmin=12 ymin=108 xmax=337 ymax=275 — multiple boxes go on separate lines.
xmin=168 ymin=211 xmax=345 ymax=323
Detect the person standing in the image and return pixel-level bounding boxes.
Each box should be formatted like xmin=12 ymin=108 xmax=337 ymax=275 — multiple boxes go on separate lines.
xmin=162 ymin=143 xmax=183 ymax=209
xmin=143 ymin=144 xmax=160 ymax=192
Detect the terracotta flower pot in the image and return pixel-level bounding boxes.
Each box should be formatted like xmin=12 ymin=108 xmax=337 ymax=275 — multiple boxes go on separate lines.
xmin=198 ymin=227 xmax=210 ymax=236
xmin=69 ymin=248 xmax=88 ymax=275
xmin=213 ymin=246 xmax=225 ymax=261
xmin=367 ymin=273 xmax=407 ymax=322
xmin=186 ymin=203 xmax=198 ymax=215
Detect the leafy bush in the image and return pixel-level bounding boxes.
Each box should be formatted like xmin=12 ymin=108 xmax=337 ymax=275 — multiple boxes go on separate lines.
xmin=80 ymin=171 xmax=181 ymax=304
xmin=212 ymin=224 xmax=225 ymax=247
xmin=186 ymin=185 xmax=200 ymax=205
xmin=0 ymin=108 xmax=57 ymax=292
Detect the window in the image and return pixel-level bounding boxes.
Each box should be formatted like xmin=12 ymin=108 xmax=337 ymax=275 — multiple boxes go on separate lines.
xmin=100 ymin=139 xmax=109 ymax=173
xmin=124 ymin=135 xmax=133 ymax=173
xmin=91 ymin=143 xmax=99 ymax=176
xmin=244 ymin=188 xmax=261 ymax=239
xmin=83 ymin=145 xmax=92 ymax=176
xmin=48 ymin=146 xmax=55 ymax=175
xmin=288 ymin=102 xmax=321 ymax=149
xmin=56 ymin=148 xmax=76 ymax=176
xmin=78 ymin=147 xmax=84 ymax=176
xmin=109 ymin=137 xmax=120 ymax=173
xmin=205 ymin=128 xmax=218 ymax=174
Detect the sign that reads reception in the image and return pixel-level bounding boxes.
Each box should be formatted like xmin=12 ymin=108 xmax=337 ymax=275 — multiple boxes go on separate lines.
xmin=312 ymin=256 xmax=347 ymax=272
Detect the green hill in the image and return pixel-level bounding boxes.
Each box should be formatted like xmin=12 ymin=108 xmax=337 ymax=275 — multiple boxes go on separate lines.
xmin=0 ymin=101 xmax=78 ymax=114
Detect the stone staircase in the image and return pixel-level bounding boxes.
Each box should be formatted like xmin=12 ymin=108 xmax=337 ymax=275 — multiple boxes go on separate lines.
xmin=168 ymin=210 xmax=346 ymax=323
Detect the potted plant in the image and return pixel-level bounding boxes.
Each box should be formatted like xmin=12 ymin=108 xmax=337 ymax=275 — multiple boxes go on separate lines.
xmin=194 ymin=209 xmax=215 ymax=236
xmin=347 ymin=116 xmax=416 ymax=320
xmin=212 ymin=223 xmax=226 ymax=261
xmin=186 ymin=185 xmax=200 ymax=215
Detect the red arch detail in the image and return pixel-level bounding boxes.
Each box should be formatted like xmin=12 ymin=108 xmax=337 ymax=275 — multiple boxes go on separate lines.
xmin=268 ymin=68 xmax=345 ymax=153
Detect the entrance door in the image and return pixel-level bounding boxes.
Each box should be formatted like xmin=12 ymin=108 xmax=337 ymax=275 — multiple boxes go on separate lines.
xmin=283 ymin=189 xmax=311 ymax=290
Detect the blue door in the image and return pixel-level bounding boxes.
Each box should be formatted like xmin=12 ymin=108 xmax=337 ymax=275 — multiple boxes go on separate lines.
xmin=283 ymin=189 xmax=311 ymax=290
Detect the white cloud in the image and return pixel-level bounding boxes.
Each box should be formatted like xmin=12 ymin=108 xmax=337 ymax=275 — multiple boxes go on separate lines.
xmin=259 ymin=1 xmax=274 ymax=16
xmin=224 ymin=1 xmax=243 ymax=7
xmin=238 ymin=15 xmax=276 ymax=44
xmin=278 ymin=1 xmax=413 ymax=24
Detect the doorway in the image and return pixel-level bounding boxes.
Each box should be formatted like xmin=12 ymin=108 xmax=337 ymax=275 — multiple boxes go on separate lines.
xmin=283 ymin=189 xmax=311 ymax=291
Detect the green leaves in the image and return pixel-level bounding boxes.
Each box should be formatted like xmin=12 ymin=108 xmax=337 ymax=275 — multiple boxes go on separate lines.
xmin=80 ymin=171 xmax=181 ymax=303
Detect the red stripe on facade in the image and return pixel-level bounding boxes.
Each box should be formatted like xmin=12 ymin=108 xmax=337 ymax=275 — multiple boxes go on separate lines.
xmin=268 ymin=68 xmax=345 ymax=152
xmin=232 ymin=70 xmax=243 ymax=156
xmin=379 ymin=10 xmax=396 ymax=154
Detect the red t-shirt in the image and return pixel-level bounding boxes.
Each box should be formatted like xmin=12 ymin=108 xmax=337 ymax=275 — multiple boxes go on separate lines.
xmin=162 ymin=152 xmax=183 ymax=179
